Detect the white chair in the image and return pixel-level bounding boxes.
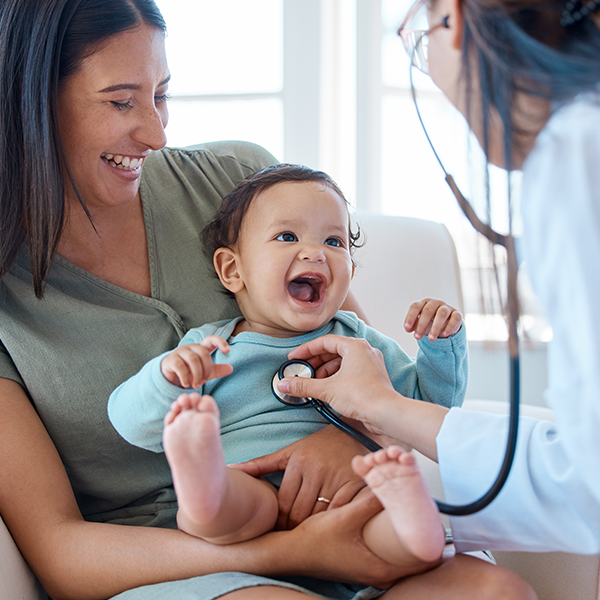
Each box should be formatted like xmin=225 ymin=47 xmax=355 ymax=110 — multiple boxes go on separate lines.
xmin=350 ymin=211 xmax=600 ymax=600
xmin=0 ymin=515 xmax=46 ymax=599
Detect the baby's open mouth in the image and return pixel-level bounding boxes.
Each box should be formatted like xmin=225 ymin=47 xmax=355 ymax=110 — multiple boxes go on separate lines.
xmin=287 ymin=276 xmax=324 ymax=303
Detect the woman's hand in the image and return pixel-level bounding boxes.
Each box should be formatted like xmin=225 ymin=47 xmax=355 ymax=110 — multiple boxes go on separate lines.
xmin=276 ymin=490 xmax=404 ymax=588
xmin=231 ymin=425 xmax=368 ymax=530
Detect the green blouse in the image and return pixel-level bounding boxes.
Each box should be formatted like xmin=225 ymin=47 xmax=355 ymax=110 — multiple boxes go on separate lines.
xmin=0 ymin=141 xmax=277 ymax=525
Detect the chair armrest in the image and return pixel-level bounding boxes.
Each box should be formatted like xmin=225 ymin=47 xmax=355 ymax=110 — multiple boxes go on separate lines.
xmin=415 ymin=400 xmax=600 ymax=600
xmin=0 ymin=515 xmax=47 ymax=599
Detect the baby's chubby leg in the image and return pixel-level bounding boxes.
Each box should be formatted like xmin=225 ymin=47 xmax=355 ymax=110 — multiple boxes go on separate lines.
xmin=163 ymin=393 xmax=278 ymax=545
xmin=354 ymin=446 xmax=445 ymax=572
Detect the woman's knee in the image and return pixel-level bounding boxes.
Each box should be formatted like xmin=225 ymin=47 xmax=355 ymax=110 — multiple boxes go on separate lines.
xmin=381 ymin=553 xmax=537 ymax=600
xmin=221 ymin=585 xmax=316 ymax=599
xmin=461 ymin=557 xmax=538 ymax=600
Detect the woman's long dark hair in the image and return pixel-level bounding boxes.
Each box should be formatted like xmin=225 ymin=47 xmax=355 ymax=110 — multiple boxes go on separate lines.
xmin=461 ymin=0 xmax=600 ymax=172
xmin=0 ymin=0 xmax=166 ymax=297
xmin=455 ymin=0 xmax=600 ymax=330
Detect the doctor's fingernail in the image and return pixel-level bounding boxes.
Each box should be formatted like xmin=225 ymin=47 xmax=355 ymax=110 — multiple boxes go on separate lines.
xmin=277 ymin=379 xmax=290 ymax=393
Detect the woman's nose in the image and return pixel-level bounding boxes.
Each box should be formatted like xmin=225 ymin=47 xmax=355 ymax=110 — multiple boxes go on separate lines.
xmin=133 ymin=104 xmax=168 ymax=151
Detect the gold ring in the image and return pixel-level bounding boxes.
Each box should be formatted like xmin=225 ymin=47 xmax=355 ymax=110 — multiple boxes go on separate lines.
xmin=316 ymin=496 xmax=331 ymax=504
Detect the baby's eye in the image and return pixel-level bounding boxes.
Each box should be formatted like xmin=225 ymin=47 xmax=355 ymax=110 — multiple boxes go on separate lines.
xmin=276 ymin=232 xmax=297 ymax=242
xmin=324 ymin=237 xmax=342 ymax=247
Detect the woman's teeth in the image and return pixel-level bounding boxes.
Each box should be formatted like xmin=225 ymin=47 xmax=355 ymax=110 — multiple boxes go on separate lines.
xmin=101 ymin=153 xmax=143 ymax=170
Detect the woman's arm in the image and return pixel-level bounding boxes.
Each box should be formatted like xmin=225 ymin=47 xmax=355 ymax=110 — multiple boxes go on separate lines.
xmin=0 ymin=378 xmax=404 ymax=600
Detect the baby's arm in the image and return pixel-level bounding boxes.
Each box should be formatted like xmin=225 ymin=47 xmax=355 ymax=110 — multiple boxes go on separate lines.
xmin=358 ymin=299 xmax=467 ymax=408
xmin=107 ymin=335 xmax=232 ymax=452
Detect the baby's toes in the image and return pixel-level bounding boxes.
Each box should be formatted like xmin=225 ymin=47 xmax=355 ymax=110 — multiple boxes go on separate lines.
xmin=351 ymin=454 xmax=372 ymax=478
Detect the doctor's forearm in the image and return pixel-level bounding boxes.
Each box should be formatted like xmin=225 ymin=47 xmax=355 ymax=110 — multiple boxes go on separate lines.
xmin=369 ymin=391 xmax=448 ymax=462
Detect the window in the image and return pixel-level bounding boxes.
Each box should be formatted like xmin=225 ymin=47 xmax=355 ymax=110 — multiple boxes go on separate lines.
xmin=155 ymin=0 xmax=550 ymax=343
xmin=155 ymin=0 xmax=284 ymax=157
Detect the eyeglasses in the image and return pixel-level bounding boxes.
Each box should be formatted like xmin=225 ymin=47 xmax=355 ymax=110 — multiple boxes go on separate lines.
xmin=397 ymin=0 xmax=449 ymax=74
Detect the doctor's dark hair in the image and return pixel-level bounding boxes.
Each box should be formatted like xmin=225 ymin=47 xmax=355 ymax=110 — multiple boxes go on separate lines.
xmin=204 ymin=163 xmax=362 ymax=260
xmin=459 ymin=0 xmax=600 ymax=171
xmin=0 ymin=0 xmax=166 ymax=298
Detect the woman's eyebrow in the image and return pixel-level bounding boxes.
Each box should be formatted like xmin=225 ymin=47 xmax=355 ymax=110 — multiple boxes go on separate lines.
xmin=98 ymin=75 xmax=171 ymax=94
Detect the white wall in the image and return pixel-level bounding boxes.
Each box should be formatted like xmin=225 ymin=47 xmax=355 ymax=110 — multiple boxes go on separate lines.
xmin=467 ymin=342 xmax=548 ymax=408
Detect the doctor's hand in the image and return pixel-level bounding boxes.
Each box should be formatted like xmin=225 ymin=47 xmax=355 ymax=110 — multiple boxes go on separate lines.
xmin=231 ymin=424 xmax=368 ymax=530
xmin=282 ymin=335 xmax=449 ymax=462
xmin=160 ymin=336 xmax=233 ymax=389
xmin=404 ymin=297 xmax=463 ymax=341
xmin=280 ymin=335 xmax=399 ymax=436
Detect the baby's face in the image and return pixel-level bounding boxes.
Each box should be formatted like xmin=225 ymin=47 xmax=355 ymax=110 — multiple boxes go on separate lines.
xmin=233 ymin=180 xmax=354 ymax=338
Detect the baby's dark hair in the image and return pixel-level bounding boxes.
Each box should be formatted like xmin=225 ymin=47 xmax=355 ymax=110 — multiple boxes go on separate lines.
xmin=204 ymin=163 xmax=362 ymax=260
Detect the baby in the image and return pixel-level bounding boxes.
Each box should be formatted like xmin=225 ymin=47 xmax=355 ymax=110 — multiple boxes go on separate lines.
xmin=108 ymin=164 xmax=468 ymax=575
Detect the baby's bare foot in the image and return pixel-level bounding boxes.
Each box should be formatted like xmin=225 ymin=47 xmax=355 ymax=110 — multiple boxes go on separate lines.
xmin=353 ymin=446 xmax=444 ymax=563
xmin=163 ymin=394 xmax=227 ymax=525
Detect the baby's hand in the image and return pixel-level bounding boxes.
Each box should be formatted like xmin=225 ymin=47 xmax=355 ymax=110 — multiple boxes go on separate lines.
xmin=404 ymin=298 xmax=463 ymax=341
xmin=161 ymin=335 xmax=233 ymax=388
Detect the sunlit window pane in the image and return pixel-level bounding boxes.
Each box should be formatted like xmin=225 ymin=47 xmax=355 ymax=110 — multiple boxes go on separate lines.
xmin=165 ymin=98 xmax=283 ymax=160
xmin=381 ymin=0 xmax=438 ymax=91
xmin=156 ymin=0 xmax=283 ymax=96
xmin=381 ymin=94 xmax=472 ymax=234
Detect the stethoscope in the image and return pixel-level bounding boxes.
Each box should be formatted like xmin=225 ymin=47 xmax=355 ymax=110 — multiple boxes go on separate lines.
xmin=407 ymin=42 xmax=521 ymax=516
xmin=272 ymin=360 xmax=382 ymax=453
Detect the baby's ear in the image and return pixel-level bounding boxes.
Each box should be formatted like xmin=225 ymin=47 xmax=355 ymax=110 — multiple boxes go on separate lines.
xmin=213 ymin=247 xmax=244 ymax=294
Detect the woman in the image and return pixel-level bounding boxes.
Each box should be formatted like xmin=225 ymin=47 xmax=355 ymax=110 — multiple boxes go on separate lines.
xmin=0 ymin=0 xmax=535 ymax=598
xmin=274 ymin=0 xmax=600 ymax=556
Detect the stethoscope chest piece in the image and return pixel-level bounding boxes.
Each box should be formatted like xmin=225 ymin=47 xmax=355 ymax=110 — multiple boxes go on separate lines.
xmin=271 ymin=359 xmax=315 ymax=406
xmin=271 ymin=358 xmax=382 ymax=453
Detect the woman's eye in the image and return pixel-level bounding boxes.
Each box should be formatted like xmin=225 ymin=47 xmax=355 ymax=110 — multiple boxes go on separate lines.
xmin=276 ymin=232 xmax=297 ymax=242
xmin=155 ymin=92 xmax=171 ymax=104
xmin=111 ymin=100 xmax=133 ymax=110
xmin=324 ymin=237 xmax=342 ymax=247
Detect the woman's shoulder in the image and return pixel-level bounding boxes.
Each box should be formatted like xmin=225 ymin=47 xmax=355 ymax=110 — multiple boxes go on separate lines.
xmin=145 ymin=141 xmax=279 ymax=184
xmin=139 ymin=141 xmax=279 ymax=218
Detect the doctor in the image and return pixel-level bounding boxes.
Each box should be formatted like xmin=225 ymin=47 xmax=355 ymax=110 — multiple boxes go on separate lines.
xmin=273 ymin=0 xmax=600 ymax=554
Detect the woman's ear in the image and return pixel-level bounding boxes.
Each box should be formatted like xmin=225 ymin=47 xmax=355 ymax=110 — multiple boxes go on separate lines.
xmin=213 ymin=247 xmax=245 ymax=294
xmin=447 ymin=0 xmax=463 ymax=50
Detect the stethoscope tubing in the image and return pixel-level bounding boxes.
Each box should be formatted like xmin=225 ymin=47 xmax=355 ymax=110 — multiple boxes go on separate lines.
xmin=273 ymin=352 xmax=520 ymax=516
xmin=409 ymin=51 xmax=521 ymax=515
xmin=305 ymin=398 xmax=382 ymax=453
xmin=435 ymin=355 xmax=520 ymax=515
